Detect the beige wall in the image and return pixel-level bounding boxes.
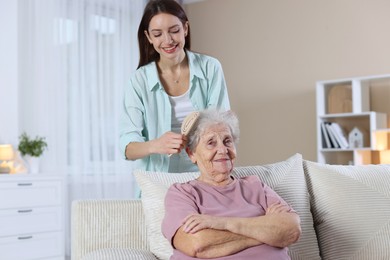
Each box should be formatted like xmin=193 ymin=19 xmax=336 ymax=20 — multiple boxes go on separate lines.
xmin=184 ymin=0 xmax=390 ymax=166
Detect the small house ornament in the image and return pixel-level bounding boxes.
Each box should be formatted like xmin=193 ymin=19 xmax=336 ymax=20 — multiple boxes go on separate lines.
xmin=348 ymin=127 xmax=364 ymax=148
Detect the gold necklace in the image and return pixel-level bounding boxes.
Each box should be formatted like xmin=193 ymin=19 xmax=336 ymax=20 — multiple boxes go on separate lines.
xmin=159 ymin=59 xmax=184 ymax=84
xmin=173 ymin=63 xmax=181 ymax=84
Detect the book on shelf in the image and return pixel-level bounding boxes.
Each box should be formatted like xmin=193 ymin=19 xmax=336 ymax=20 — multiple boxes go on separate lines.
xmin=330 ymin=122 xmax=349 ymax=149
xmin=325 ymin=122 xmax=340 ymax=148
xmin=321 ymin=122 xmax=332 ymax=148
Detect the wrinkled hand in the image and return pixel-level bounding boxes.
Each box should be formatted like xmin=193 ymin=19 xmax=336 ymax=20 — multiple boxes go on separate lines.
xmin=154 ymin=132 xmax=185 ymax=155
xmin=182 ymin=214 xmax=227 ymax=234
xmin=266 ymin=202 xmax=291 ymax=215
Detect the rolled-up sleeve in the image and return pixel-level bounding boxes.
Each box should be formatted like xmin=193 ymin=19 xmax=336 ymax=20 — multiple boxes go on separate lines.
xmin=119 ymin=76 xmax=146 ymax=159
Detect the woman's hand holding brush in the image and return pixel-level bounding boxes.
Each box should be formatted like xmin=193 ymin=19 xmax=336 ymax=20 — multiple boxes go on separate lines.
xmin=168 ymin=111 xmax=200 ymax=157
xmin=153 ymin=131 xmax=185 ymax=156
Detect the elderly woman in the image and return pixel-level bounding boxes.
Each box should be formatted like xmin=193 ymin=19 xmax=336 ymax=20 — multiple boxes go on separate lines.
xmin=161 ymin=109 xmax=301 ymax=259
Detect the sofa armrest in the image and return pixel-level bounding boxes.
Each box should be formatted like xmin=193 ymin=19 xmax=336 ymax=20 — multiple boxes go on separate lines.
xmin=71 ymin=199 xmax=149 ymax=260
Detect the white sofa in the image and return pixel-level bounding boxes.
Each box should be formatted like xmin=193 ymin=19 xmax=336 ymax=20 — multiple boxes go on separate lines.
xmin=71 ymin=154 xmax=390 ymax=260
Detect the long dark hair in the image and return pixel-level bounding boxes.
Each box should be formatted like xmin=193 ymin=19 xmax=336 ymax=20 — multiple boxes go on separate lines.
xmin=137 ymin=0 xmax=191 ymax=68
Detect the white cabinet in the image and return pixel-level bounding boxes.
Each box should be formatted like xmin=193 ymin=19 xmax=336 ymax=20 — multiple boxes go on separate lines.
xmin=316 ymin=74 xmax=390 ymax=165
xmin=0 ymin=174 xmax=65 ymax=260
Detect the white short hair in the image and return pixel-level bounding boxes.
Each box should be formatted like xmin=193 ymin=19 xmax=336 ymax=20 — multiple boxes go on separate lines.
xmin=186 ymin=109 xmax=239 ymax=151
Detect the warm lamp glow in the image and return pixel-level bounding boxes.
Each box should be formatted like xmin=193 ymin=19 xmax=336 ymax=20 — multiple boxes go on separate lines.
xmin=0 ymin=144 xmax=14 ymax=173
xmin=0 ymin=144 xmax=14 ymax=160
xmin=373 ymin=131 xmax=388 ymax=151
xmin=379 ymin=151 xmax=390 ymax=164
xmin=377 ymin=144 xmax=386 ymax=150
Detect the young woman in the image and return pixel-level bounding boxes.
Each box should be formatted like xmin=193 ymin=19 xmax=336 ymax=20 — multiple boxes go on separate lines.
xmin=119 ymin=0 xmax=230 ymax=173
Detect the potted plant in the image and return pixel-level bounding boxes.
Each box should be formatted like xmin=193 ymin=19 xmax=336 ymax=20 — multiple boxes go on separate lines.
xmin=18 ymin=132 xmax=48 ymax=173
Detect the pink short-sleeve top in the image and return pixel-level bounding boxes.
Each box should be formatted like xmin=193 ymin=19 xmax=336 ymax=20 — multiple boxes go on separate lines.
xmin=162 ymin=175 xmax=294 ymax=260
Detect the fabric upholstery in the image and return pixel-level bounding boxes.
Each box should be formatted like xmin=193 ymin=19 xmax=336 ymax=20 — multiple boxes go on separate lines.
xmin=233 ymin=154 xmax=320 ymax=259
xmin=82 ymin=248 xmax=157 ymax=260
xmin=71 ymin=200 xmax=150 ymax=260
xmin=133 ymin=170 xmax=199 ymax=259
xmin=303 ymin=160 xmax=390 ymax=260
xmin=71 ymin=158 xmax=390 ymax=260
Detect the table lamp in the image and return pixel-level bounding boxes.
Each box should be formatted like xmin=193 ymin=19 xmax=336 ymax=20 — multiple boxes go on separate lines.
xmin=0 ymin=144 xmax=14 ymax=173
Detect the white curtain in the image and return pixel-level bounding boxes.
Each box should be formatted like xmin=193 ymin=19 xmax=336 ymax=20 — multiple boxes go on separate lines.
xmin=18 ymin=0 xmax=146 ymax=257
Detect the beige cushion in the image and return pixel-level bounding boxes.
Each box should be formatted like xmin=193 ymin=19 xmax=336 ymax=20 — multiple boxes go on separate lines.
xmin=134 ymin=153 xmax=320 ymax=260
xmin=233 ymin=154 xmax=320 ymax=260
xmin=82 ymin=248 xmax=157 ymax=260
xmin=303 ymin=160 xmax=390 ymax=259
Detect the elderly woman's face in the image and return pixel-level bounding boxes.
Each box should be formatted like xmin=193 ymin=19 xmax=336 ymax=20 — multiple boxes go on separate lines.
xmin=189 ymin=123 xmax=236 ymax=183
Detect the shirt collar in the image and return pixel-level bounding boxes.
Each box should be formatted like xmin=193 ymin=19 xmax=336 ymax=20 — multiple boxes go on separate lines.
xmin=146 ymin=62 xmax=160 ymax=91
xmin=146 ymin=50 xmax=205 ymax=92
xmin=187 ymin=50 xmax=205 ymax=81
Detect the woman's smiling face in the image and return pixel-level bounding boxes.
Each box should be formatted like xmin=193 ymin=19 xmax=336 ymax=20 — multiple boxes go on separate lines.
xmin=188 ymin=123 xmax=237 ymax=185
xmin=145 ymin=13 xmax=188 ymax=60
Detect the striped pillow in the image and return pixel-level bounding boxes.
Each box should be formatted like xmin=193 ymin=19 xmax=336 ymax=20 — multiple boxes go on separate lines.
xmin=134 ymin=153 xmax=320 ymax=260
xmin=134 ymin=170 xmax=199 ymax=260
xmin=82 ymin=248 xmax=157 ymax=260
xmin=303 ymin=160 xmax=390 ymax=259
xmin=233 ymin=154 xmax=320 ymax=260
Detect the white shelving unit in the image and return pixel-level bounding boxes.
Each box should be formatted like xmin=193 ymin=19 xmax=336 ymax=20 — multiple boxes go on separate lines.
xmin=316 ymin=74 xmax=390 ymax=165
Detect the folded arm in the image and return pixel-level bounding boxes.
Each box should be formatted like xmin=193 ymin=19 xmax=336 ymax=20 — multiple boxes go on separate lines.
xmin=173 ymin=226 xmax=262 ymax=258
xmin=182 ymin=203 xmax=301 ymax=249
xmin=227 ymin=206 xmax=301 ymax=248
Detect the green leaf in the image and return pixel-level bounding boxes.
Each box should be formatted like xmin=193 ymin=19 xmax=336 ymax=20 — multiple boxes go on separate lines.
xmin=18 ymin=132 xmax=48 ymax=157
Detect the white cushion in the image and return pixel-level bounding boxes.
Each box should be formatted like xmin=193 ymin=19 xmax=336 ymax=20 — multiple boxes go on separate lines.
xmin=303 ymin=160 xmax=390 ymax=259
xmin=134 ymin=171 xmax=199 ymax=260
xmin=134 ymin=153 xmax=320 ymax=260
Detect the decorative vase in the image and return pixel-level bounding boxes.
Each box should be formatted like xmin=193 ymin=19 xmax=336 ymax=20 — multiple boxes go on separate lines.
xmin=25 ymin=155 xmax=40 ymax=174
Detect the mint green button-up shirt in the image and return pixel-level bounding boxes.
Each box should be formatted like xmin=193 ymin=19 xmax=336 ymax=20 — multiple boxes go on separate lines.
xmin=119 ymin=51 xmax=230 ymax=172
